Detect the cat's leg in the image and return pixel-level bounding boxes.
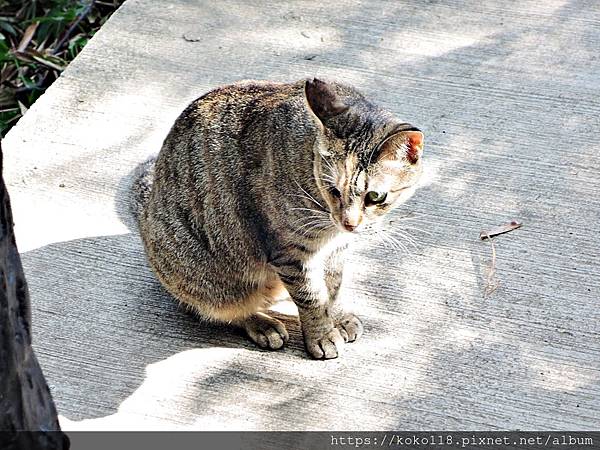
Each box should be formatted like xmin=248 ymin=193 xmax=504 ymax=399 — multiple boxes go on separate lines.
xmin=214 ymin=284 xmax=290 ymax=350
xmin=324 ymin=251 xmax=364 ymax=343
xmin=197 ymin=301 xmax=290 ymax=351
xmin=237 ymin=276 xmax=290 ymax=350
xmin=236 ymin=277 xmax=290 ymax=350
xmin=143 ymin=217 xmax=290 ymax=350
xmin=238 ymin=312 xmax=289 ymax=350
xmin=275 ymin=261 xmax=345 ymax=359
xmin=173 ymin=277 xmax=289 ymax=350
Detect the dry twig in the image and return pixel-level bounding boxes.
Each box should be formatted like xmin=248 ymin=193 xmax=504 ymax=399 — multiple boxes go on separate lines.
xmin=480 ymin=220 xmax=521 ymax=240
xmin=479 ymin=219 xmax=522 ymax=297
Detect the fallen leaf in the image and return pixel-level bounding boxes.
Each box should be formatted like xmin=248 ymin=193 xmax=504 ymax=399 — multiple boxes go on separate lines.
xmin=17 ymin=23 xmax=39 ymax=53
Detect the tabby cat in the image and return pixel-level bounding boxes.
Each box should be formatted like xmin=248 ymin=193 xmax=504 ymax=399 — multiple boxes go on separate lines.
xmin=131 ymin=78 xmax=424 ymax=359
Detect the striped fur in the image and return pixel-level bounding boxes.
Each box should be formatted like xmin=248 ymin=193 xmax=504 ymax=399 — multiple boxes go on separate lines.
xmin=132 ymin=78 xmax=424 ymax=359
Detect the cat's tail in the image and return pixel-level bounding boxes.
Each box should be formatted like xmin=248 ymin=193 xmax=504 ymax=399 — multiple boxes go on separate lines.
xmin=129 ymin=156 xmax=157 ymax=224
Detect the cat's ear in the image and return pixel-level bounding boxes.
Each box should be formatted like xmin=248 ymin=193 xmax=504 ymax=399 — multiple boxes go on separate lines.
xmin=305 ymin=78 xmax=348 ymax=123
xmin=378 ymin=129 xmax=424 ymax=164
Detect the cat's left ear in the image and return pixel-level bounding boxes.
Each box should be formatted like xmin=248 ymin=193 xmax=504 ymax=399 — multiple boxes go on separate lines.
xmin=305 ymin=78 xmax=348 ymax=123
xmin=378 ymin=129 xmax=424 ymax=164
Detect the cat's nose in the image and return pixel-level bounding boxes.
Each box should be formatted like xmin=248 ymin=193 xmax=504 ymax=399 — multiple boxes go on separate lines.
xmin=342 ymin=219 xmax=357 ymax=232
xmin=341 ymin=209 xmax=361 ymax=232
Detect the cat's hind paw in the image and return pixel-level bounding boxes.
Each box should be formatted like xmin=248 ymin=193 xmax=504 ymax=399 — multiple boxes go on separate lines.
xmin=242 ymin=312 xmax=289 ymax=350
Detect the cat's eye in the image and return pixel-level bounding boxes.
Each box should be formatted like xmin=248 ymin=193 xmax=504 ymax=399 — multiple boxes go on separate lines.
xmin=329 ymin=187 xmax=341 ymax=199
xmin=365 ymin=191 xmax=387 ymax=206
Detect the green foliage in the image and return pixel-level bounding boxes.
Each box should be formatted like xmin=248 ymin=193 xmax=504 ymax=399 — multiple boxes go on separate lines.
xmin=0 ymin=0 xmax=124 ymax=138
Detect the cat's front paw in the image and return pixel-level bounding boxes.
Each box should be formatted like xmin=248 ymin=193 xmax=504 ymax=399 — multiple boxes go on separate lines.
xmin=335 ymin=313 xmax=363 ymax=343
xmin=304 ymin=327 xmax=345 ymax=360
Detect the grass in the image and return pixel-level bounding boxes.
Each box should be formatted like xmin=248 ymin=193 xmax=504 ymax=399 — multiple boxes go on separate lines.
xmin=0 ymin=0 xmax=124 ymax=138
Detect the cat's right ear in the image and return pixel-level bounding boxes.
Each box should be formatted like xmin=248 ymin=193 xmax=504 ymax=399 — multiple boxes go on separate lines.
xmin=305 ymin=78 xmax=348 ymax=124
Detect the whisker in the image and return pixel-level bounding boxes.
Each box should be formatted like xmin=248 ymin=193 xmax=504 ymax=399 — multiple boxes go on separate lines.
xmin=294 ymin=218 xmax=333 ymax=237
xmin=289 ymin=207 xmax=329 ymax=215
xmin=320 ymin=174 xmax=336 ymax=184
xmin=320 ymin=156 xmax=339 ymax=184
xmin=321 ymin=155 xmax=336 ymax=174
xmin=394 ymin=226 xmax=433 ymax=237
xmin=369 ymin=231 xmax=389 ymax=250
xmin=389 ymin=213 xmax=429 ymax=223
xmin=292 ymin=179 xmax=326 ymax=211
xmin=388 ymin=229 xmax=420 ymax=250
xmin=387 ymin=225 xmax=429 ymax=245
xmin=290 ymin=214 xmax=330 ymax=228
xmin=383 ymin=232 xmax=413 ymax=255
xmin=366 ymin=148 xmax=376 ymax=168
xmin=379 ymin=231 xmax=405 ymax=253
xmin=285 ymin=193 xmax=328 ymax=211
xmin=290 ymin=212 xmax=331 ymax=225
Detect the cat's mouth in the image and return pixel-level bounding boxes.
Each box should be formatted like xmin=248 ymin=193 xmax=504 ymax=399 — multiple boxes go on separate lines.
xmin=331 ymin=215 xmax=363 ymax=234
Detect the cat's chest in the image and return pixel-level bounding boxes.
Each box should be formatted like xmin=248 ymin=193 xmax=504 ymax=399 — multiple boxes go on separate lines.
xmin=303 ymin=234 xmax=352 ymax=272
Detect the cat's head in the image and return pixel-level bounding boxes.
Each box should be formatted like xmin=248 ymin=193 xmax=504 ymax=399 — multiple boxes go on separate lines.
xmin=304 ymin=78 xmax=424 ymax=234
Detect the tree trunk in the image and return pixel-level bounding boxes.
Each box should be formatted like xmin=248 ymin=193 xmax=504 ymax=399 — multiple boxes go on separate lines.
xmin=0 ymin=143 xmax=69 ymax=449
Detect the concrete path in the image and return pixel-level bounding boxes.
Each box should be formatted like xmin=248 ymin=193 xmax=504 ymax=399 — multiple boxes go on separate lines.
xmin=3 ymin=0 xmax=599 ymax=430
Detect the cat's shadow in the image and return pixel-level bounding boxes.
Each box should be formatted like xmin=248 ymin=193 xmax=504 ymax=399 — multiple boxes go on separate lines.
xmin=22 ymin=223 xmax=307 ymax=422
